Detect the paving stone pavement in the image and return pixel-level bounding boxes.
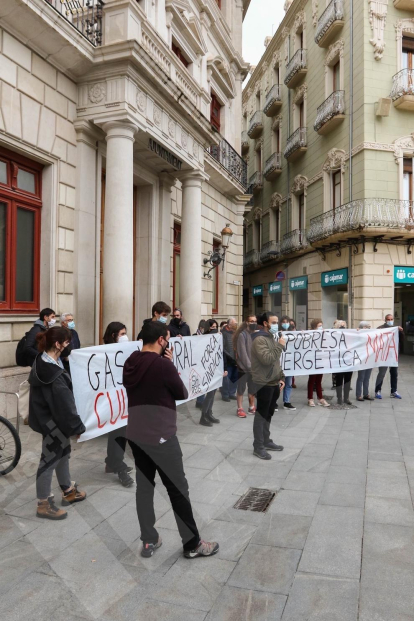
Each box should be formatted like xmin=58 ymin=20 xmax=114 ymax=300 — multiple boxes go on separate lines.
xmin=1 ymin=357 xmax=414 ymax=620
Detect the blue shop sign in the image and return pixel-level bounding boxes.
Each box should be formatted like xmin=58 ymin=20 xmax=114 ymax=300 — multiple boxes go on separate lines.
xmin=269 ymin=281 xmax=282 ymax=294
xmin=394 ymin=266 xmax=414 ymax=284
xmin=321 ymin=268 xmax=348 ymax=287
xmin=253 ymin=285 xmax=263 ymax=297
xmin=289 ymin=276 xmax=308 ymax=290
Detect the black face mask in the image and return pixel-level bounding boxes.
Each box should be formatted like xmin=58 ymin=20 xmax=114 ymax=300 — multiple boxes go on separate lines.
xmin=172 ymin=317 xmax=181 ymax=326
xmin=249 ymin=323 xmax=257 ymax=331
xmin=209 ymin=328 xmax=218 ymax=334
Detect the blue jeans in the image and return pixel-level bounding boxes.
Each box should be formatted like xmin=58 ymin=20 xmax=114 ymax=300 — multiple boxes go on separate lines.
xmin=283 ymin=376 xmax=293 ymax=404
xmin=222 ymin=362 xmax=238 ymax=398
xmin=356 ymin=369 xmax=372 ymax=398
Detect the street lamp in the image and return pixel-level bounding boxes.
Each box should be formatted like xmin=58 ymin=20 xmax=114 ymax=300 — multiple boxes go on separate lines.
xmin=203 ymin=223 xmax=234 ymax=278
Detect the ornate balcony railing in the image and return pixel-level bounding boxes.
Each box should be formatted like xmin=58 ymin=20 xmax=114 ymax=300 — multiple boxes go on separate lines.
xmin=315 ymin=0 xmax=344 ymax=45
xmin=308 ymin=199 xmax=414 ymax=243
xmin=247 ymin=110 xmax=264 ymax=138
xmin=264 ymin=84 xmax=282 ymax=116
xmin=264 ymin=152 xmax=282 ymax=179
xmin=248 ymin=171 xmax=263 ymax=193
xmin=244 ymin=249 xmax=259 ymax=269
xmin=284 ymin=49 xmax=307 ymax=86
xmin=390 ymin=69 xmax=414 ymax=101
xmin=45 ymin=0 xmax=103 ymax=46
xmin=314 ymin=91 xmax=345 ymax=132
xmin=281 ymin=229 xmax=308 ymax=254
xmin=284 ymin=127 xmax=307 ymax=160
xmin=208 ymin=137 xmax=247 ymax=188
xmin=260 ymin=240 xmax=280 ymax=262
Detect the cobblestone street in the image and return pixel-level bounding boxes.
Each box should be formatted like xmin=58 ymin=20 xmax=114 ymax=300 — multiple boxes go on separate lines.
xmin=1 ymin=358 xmax=414 ymax=621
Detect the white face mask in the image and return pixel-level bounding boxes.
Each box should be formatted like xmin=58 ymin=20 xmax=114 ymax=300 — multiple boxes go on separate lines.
xmin=158 ymin=316 xmax=168 ymax=324
xmin=118 ymin=334 xmax=129 ymax=343
xmin=48 ymin=318 xmax=56 ymax=327
xmin=386 ymin=320 xmax=394 ymax=327
xmin=317 ymin=326 xmax=323 ymax=331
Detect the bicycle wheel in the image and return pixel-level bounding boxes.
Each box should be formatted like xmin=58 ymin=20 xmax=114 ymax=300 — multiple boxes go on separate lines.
xmin=0 ymin=415 xmax=21 ymax=475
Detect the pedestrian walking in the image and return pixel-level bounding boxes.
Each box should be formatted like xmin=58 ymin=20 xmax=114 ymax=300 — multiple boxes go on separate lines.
xmin=60 ymin=312 xmax=81 ymax=374
xmin=251 ymin=312 xmax=286 ymax=460
xmin=333 ymin=319 xmax=353 ymax=405
xmin=137 ymin=301 xmax=171 ymax=340
xmin=356 ymin=321 xmax=375 ymax=401
xmin=280 ymin=315 xmax=296 ymax=411
xmin=234 ymin=315 xmax=257 ymax=418
xmin=375 ymin=313 xmax=403 ymax=400
xmin=199 ymin=319 xmax=228 ymax=426
xmin=168 ymin=308 xmax=191 ymax=337
xmin=221 ymin=317 xmax=238 ymax=402
xmin=102 ymin=322 xmax=134 ymax=488
xmin=124 ymin=321 xmax=219 ymax=559
xmin=29 ymin=326 xmax=86 ymax=520
xmin=307 ymin=319 xmax=330 ymax=407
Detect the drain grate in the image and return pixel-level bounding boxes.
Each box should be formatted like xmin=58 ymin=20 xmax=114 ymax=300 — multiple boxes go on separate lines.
xmin=329 ymin=403 xmax=358 ymax=410
xmin=233 ymin=487 xmax=276 ymax=513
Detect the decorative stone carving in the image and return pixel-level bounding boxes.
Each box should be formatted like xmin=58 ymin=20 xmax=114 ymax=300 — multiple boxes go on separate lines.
xmin=323 ymin=148 xmax=346 ymax=172
xmin=253 ymin=207 xmax=262 ymax=220
xmin=284 ymin=0 xmax=293 ymax=11
xmin=368 ymin=0 xmax=388 ymax=61
xmin=272 ymin=114 xmax=282 ymax=130
xmin=272 ymin=50 xmax=281 ymax=68
xmin=193 ymin=140 xmax=199 ymax=159
xmin=291 ymin=174 xmax=308 ymax=196
xmin=88 ymin=82 xmax=106 ymax=104
xmin=182 ymin=131 xmax=188 ymax=149
xmin=293 ymin=84 xmax=307 ymax=111
xmin=282 ymin=27 xmax=290 ymax=61
xmin=393 ymin=133 xmax=414 ymax=162
xmin=168 ymin=118 xmax=175 ymax=138
xmin=136 ymin=90 xmax=146 ymax=113
xmin=270 ymin=192 xmax=283 ymax=209
xmin=255 ymin=137 xmax=264 ymax=151
xmin=395 ymin=18 xmax=414 ymax=41
xmin=312 ymin=0 xmax=319 ymax=27
xmin=294 ymin=10 xmax=306 ymax=33
xmin=153 ymin=106 xmax=162 ymax=126
xmin=325 ymin=39 xmax=345 ymax=65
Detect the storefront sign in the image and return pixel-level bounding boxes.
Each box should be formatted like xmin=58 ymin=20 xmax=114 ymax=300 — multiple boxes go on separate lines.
xmin=394 ymin=266 xmax=414 ymax=284
xmin=148 ymin=139 xmax=182 ymax=170
xmin=275 ymin=271 xmax=286 ymax=281
xmin=322 ymin=268 xmax=348 ymax=287
xmin=289 ymin=276 xmax=308 ymax=290
xmin=269 ymin=281 xmax=282 ymax=294
xmin=253 ymin=285 xmax=263 ymax=297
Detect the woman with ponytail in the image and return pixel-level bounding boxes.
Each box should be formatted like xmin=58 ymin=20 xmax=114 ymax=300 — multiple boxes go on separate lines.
xmin=29 ymin=326 xmax=86 ymax=520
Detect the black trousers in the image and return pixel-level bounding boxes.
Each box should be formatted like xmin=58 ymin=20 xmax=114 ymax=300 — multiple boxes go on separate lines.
xmin=105 ymin=427 xmax=128 ymax=473
xmin=256 ymin=384 xmax=280 ymax=422
xmin=129 ymin=435 xmax=200 ymax=552
xmin=335 ymin=372 xmax=353 ymax=402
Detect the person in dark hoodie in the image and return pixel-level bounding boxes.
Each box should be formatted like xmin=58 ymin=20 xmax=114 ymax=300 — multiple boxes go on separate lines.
xmin=137 ymin=301 xmax=171 ymax=340
xmin=124 ymin=321 xmax=219 ymax=559
xmin=24 ymin=308 xmax=56 ymax=367
xmin=29 ymin=326 xmax=86 ymax=520
xmin=168 ymin=308 xmax=191 ymax=337
xmin=250 ymin=312 xmax=286 ymax=460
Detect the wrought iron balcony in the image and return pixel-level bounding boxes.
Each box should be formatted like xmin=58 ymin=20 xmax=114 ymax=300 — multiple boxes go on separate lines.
xmin=284 ymin=127 xmax=307 ymax=161
xmin=308 ymin=199 xmax=414 ymax=244
xmin=44 ymin=0 xmax=103 ymax=46
xmin=315 ymin=0 xmax=345 ymax=47
xmin=248 ymin=171 xmax=263 ymax=194
xmin=394 ymin=0 xmax=414 ymax=10
xmin=314 ymin=91 xmax=345 ymax=134
xmin=244 ymin=249 xmax=259 ymax=269
xmin=241 ymin=130 xmax=249 ymax=154
xmin=285 ymin=49 xmax=307 ymax=88
xmin=260 ymin=241 xmax=280 ymax=262
xmin=264 ymin=153 xmax=282 ymax=180
xmin=264 ymin=84 xmax=282 ymax=117
xmin=247 ymin=111 xmax=264 ymax=138
xmin=390 ymin=69 xmax=414 ymax=110
xmin=207 ymin=138 xmax=247 ymax=188
xmin=281 ymin=229 xmax=308 ymax=255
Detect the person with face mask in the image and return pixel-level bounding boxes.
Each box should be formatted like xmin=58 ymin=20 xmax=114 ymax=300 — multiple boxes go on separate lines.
xmin=250 ymin=312 xmax=286 ymax=460
xmin=60 ymin=312 xmax=81 ymax=374
xmin=375 ymin=313 xmax=403 ymax=399
xmin=137 ymin=301 xmax=172 ymax=340
xmin=307 ymin=319 xmax=330 ymax=407
xmin=168 ymin=308 xmax=191 ymax=338
xmin=355 ymin=321 xmax=375 ymax=401
xmin=199 ymin=319 xmax=228 ymax=426
xmin=333 ymin=319 xmax=354 ymax=405
xmin=22 ymin=308 xmax=57 ymax=368
xmin=28 ymin=326 xmax=87 ymax=520
xmin=102 ymin=322 xmax=134 ymax=488
xmin=234 ymin=315 xmax=258 ymax=418
xmin=279 ymin=316 xmax=296 ymax=411
xmin=124 ymin=321 xmax=219 ymax=560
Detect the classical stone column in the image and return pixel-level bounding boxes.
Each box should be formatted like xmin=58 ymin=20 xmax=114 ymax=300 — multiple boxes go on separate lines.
xmin=179 ymin=172 xmax=204 ymax=333
xmin=102 ymin=121 xmax=137 ymax=333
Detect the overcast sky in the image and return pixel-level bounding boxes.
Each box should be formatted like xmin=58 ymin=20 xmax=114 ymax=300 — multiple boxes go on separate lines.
xmin=242 ymin=0 xmax=286 ymax=69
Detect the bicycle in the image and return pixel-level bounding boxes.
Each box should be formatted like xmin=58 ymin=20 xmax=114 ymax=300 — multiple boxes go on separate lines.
xmin=0 ymin=415 xmax=21 ymax=475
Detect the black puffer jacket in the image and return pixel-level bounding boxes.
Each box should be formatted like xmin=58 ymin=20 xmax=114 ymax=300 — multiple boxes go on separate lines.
xmin=28 ymin=355 xmax=85 ymax=438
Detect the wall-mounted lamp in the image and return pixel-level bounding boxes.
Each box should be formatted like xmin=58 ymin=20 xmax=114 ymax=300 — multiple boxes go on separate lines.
xmin=203 ymin=224 xmax=233 ymax=278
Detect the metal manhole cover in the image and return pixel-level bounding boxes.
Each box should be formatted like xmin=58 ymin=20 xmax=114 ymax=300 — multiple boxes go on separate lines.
xmin=233 ymin=487 xmax=276 ymax=512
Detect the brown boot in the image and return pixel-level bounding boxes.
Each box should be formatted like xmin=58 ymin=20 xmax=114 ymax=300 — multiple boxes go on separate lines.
xmin=61 ymin=482 xmax=86 ymax=506
xmin=37 ymin=497 xmax=67 ymax=520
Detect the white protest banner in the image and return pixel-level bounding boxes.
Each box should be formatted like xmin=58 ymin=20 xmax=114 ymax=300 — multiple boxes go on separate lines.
xmin=280 ymin=327 xmax=399 ymax=377
xmin=69 ymin=334 xmax=224 ymax=442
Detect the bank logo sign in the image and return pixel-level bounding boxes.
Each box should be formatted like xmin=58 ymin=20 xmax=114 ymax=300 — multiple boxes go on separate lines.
xmin=253 ymin=285 xmax=263 ymax=297
xmin=269 ymin=281 xmax=282 ymax=294
xmin=321 ymin=268 xmax=348 ymax=288
xmin=394 ymin=266 xmax=414 ymax=283
xmin=289 ymin=276 xmax=308 ymax=291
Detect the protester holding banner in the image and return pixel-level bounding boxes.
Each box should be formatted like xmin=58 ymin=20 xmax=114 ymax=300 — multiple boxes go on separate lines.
xmin=136 ymin=301 xmax=172 ymax=340
xmin=356 ymin=321 xmax=375 ymax=401
xmin=307 ymin=319 xmax=330 ymax=408
xmin=280 ymin=316 xmax=296 ymax=411
xmin=375 ymin=314 xmax=403 ymax=400
xmin=332 ymin=319 xmax=353 ymax=405
xmin=234 ymin=315 xmax=257 ymax=418
xmin=124 ymin=321 xmax=219 ymax=559
xmin=199 ymin=319 xmax=228 ymax=426
xmin=251 ymin=312 xmax=286 ymax=460
xmin=102 ymin=322 xmax=134 ymax=488
xmin=29 ymin=326 xmax=86 ymax=520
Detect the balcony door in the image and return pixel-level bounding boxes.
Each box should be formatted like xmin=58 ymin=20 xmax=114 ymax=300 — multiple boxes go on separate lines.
xmin=403 ymin=158 xmax=414 ymax=220
xmin=333 ymin=61 xmax=340 ymax=92
xmin=402 ymin=37 xmax=414 ymax=91
xmin=298 ymin=193 xmax=305 ymax=244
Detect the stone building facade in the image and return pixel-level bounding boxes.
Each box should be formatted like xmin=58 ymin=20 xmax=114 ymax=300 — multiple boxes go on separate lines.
xmin=243 ymin=0 xmax=414 ymax=353
xmin=0 ymin=0 xmax=250 ymax=375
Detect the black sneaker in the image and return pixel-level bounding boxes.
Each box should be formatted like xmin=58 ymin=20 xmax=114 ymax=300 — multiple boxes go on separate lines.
xmin=229 ymin=395 xmax=237 ymax=400
xmin=222 ymin=397 xmax=231 ymax=403
xmin=253 ymin=448 xmax=272 ymax=460
xmin=206 ymin=412 xmax=220 ymax=424
xmin=199 ymin=416 xmax=213 ymax=427
xmin=141 ymin=537 xmax=162 ymax=558
xmin=265 ymin=441 xmax=284 ymax=451
xmin=105 ymin=465 xmax=134 ymax=474
xmin=118 ymin=470 xmax=135 ymax=488
xmin=284 ymin=403 xmax=296 ymax=411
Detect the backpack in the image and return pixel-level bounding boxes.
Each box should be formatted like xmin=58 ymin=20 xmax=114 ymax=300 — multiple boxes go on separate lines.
xmin=15 ymin=334 xmax=29 ymax=367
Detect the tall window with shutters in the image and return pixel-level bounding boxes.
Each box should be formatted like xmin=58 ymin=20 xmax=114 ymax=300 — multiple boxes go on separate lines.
xmin=0 ymin=148 xmax=42 ymax=313
xmin=210 ymin=93 xmax=221 ymax=132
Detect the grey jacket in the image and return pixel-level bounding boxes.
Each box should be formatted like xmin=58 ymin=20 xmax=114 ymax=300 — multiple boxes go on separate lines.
xmin=251 ymin=329 xmax=285 ymax=387
xmin=236 ymin=330 xmax=252 ymax=373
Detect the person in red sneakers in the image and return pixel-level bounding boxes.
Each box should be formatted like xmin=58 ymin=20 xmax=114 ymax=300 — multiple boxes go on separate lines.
xmin=234 ymin=315 xmax=257 ymax=418
xmin=124 ymin=321 xmax=219 ymax=559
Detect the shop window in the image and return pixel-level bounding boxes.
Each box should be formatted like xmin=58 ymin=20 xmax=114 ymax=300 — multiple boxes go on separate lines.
xmin=210 ymin=93 xmax=221 ymax=132
xmin=173 ymin=222 xmax=181 ymax=310
xmin=212 ymin=239 xmax=220 ymax=314
xmin=172 ymin=41 xmax=189 ymax=68
xmin=0 ymin=148 xmax=42 ymax=313
xmin=332 ymin=170 xmax=341 ymax=210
